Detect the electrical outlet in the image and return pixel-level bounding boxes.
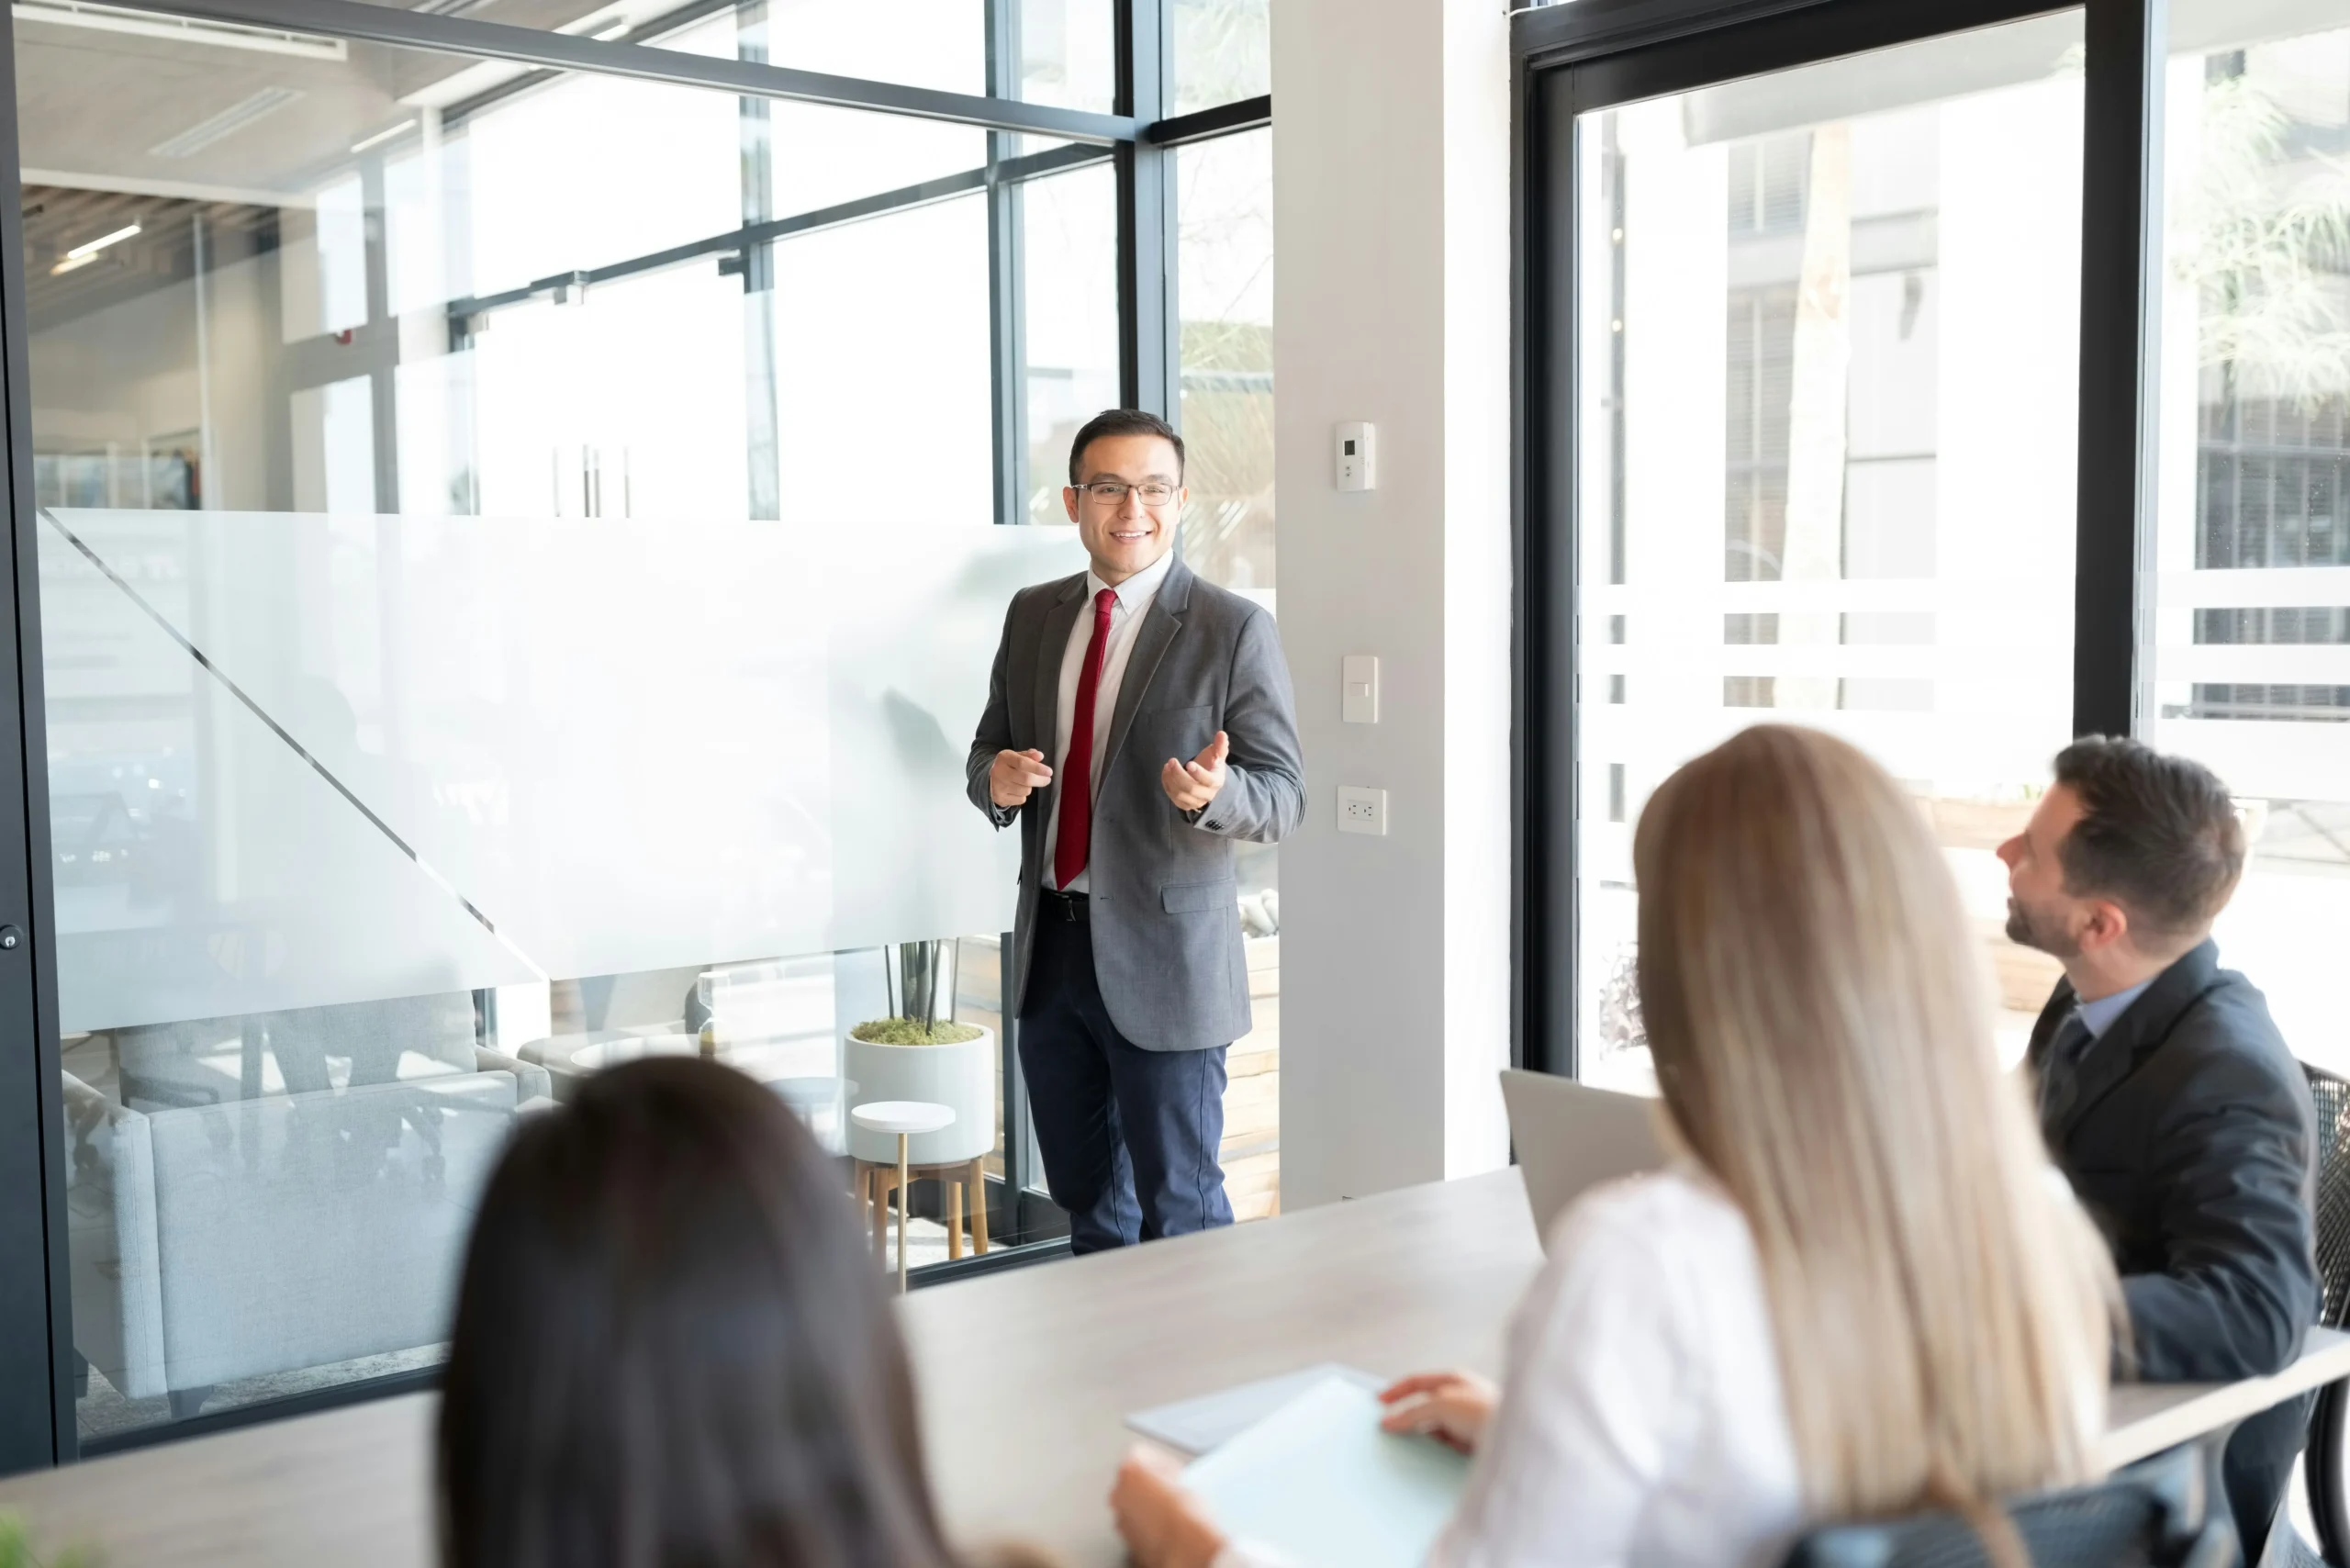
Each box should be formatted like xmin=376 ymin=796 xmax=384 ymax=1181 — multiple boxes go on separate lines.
xmin=1337 ymin=786 xmax=1387 ymax=836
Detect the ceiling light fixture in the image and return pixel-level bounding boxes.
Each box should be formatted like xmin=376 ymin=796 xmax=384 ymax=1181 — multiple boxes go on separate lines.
xmin=562 ymin=3 xmax=632 ymax=39
xmin=148 ymin=86 xmax=304 ymax=159
xmin=12 ymin=0 xmax=345 ymax=60
xmin=350 ymin=119 xmax=418 ymax=154
xmin=49 ymin=220 xmax=142 ymax=275
xmin=65 ymin=222 xmax=140 ymax=259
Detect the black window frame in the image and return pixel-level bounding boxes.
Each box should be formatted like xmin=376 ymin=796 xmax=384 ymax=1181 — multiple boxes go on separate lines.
xmin=1511 ymin=0 xmax=2165 ymax=1079
xmin=0 ymin=0 xmax=1272 ymax=1471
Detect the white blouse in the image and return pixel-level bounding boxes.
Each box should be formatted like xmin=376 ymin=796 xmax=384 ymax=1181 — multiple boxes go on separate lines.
xmin=1216 ymin=1166 xmax=1805 ymax=1568
xmin=1427 ymin=1167 xmax=1805 ymax=1568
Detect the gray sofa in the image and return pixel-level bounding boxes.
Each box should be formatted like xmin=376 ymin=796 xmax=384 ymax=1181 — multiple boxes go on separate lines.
xmin=61 ymin=1039 xmax=549 ymax=1409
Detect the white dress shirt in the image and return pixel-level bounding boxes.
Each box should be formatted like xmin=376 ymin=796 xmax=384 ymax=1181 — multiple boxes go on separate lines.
xmin=1043 ymin=548 xmax=1176 ymax=894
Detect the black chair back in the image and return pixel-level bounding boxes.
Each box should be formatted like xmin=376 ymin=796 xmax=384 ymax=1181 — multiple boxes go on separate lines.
xmin=1781 ymin=1440 xmax=2233 ymax=1568
xmin=2303 ymin=1063 xmax=2350 ymax=1329
xmin=2299 ymin=1063 xmax=2350 ymax=1565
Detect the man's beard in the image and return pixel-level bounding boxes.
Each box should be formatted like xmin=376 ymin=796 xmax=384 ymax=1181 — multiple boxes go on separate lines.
xmin=2006 ymin=896 xmax=2079 ymax=959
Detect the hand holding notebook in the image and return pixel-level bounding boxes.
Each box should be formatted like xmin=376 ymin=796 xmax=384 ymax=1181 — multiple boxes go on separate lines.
xmin=1158 ymin=1374 xmax=1472 ymax=1568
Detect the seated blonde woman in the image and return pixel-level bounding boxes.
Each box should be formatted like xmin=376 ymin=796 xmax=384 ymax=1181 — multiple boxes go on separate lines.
xmin=1112 ymin=724 xmax=2119 ymax=1568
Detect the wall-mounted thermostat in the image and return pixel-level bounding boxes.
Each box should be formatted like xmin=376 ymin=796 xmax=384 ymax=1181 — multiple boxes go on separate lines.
xmin=1336 ymin=421 xmax=1376 ymax=492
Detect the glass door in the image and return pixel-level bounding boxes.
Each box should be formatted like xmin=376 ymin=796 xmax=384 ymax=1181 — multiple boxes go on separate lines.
xmin=2143 ymin=1 xmax=2350 ymax=1079
xmin=1543 ymin=12 xmax=2090 ymax=1088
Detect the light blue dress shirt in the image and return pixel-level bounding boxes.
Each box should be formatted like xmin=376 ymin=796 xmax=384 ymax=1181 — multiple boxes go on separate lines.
xmin=2076 ymin=977 xmax=2156 ymax=1039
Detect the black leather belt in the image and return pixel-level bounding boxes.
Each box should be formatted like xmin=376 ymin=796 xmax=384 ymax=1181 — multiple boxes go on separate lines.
xmin=1039 ymin=889 xmax=1090 ymax=923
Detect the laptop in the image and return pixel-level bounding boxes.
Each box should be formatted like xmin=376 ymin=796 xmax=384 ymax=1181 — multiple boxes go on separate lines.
xmin=1500 ymin=1069 xmax=1667 ymax=1249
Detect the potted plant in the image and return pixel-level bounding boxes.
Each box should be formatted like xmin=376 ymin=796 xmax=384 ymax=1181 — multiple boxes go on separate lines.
xmin=0 ymin=1511 xmax=96 ymax=1567
xmin=844 ymin=941 xmax=995 ymax=1169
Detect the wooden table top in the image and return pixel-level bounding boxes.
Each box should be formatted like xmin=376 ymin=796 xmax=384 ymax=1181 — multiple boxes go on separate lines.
xmin=3 ymin=1166 xmax=2343 ymax=1566
xmin=899 ymin=1168 xmax=1544 ymax=1562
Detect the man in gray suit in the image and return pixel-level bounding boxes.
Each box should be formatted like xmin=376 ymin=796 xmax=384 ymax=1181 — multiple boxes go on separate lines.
xmin=967 ymin=409 xmax=1304 ymax=1252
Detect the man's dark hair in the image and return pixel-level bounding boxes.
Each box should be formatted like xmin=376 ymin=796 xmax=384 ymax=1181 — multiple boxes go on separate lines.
xmin=2053 ymin=735 xmax=2244 ymax=946
xmin=1068 ymin=408 xmax=1185 ymax=485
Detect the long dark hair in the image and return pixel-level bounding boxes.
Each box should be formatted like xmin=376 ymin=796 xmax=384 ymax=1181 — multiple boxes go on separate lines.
xmin=438 ymin=1057 xmax=959 ymax=1568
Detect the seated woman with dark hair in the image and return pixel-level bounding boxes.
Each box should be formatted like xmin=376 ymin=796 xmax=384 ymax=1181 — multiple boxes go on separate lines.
xmin=438 ymin=1055 xmax=1045 ymax=1568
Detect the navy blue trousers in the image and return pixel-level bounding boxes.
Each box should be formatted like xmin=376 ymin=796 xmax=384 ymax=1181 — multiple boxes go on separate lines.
xmin=1018 ymin=910 xmax=1233 ymax=1254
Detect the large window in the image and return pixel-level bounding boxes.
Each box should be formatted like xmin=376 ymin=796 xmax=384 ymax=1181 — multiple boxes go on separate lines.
xmin=2148 ymin=3 xmax=2350 ymax=1073
xmin=1173 ymin=0 xmax=1270 ymax=114
xmin=1558 ymin=17 xmax=2087 ymax=1092
xmin=1525 ymin=0 xmax=2350 ymax=1124
xmin=8 ymin=0 xmax=1255 ymax=1459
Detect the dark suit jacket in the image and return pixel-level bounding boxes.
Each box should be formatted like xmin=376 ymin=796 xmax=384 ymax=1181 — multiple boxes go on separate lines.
xmin=2028 ymin=939 xmax=2316 ymax=1548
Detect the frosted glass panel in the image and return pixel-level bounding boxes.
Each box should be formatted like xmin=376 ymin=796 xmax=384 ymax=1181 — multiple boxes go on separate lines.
xmin=42 ymin=507 xmax=1085 ymax=1031
xmin=40 ymin=514 xmax=536 ymax=1033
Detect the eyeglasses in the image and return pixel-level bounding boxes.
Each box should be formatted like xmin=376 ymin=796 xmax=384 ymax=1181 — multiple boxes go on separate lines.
xmin=1074 ymin=480 xmax=1178 ymax=507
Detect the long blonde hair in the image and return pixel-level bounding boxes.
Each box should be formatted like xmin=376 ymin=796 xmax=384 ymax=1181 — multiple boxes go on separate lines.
xmin=1633 ymin=725 xmax=2115 ymax=1529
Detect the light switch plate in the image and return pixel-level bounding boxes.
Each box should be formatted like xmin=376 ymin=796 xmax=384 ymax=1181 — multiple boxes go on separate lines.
xmin=1337 ymin=786 xmax=1387 ymax=836
xmin=1341 ymin=654 xmax=1380 ymax=724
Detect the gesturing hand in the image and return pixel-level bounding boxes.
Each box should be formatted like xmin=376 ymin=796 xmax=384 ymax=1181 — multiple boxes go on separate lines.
xmin=1378 ymin=1370 xmax=1499 ymax=1454
xmin=1161 ymin=731 xmax=1229 ymax=812
xmin=990 ymin=747 xmax=1053 ymax=810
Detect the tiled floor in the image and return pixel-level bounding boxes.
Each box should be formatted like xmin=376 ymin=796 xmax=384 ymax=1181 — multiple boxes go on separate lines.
xmin=76 ymin=1345 xmax=445 ymax=1443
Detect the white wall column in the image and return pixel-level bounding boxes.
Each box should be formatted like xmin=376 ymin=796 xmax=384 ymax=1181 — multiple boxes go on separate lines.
xmin=1273 ymin=0 xmax=1514 ymax=1207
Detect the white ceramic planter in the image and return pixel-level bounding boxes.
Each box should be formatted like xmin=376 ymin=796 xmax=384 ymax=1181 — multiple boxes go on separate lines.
xmin=844 ymin=1025 xmax=995 ymax=1166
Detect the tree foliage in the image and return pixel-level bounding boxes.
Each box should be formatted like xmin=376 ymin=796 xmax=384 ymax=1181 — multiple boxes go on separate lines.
xmin=2180 ymin=70 xmax=2350 ymax=405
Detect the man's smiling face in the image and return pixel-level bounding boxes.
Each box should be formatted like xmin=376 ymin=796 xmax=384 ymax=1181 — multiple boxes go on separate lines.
xmin=1064 ymin=431 xmax=1184 ymax=585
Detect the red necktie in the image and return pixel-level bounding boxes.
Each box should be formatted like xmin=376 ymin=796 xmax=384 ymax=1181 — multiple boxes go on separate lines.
xmin=1054 ymin=588 xmax=1117 ymax=890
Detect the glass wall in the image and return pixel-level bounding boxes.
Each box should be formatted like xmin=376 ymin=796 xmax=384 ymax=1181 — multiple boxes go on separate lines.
xmin=308 ymin=0 xmax=1118 ymax=111
xmin=709 ymin=0 xmax=1115 ymax=110
xmin=18 ymin=0 xmax=1126 ymax=1445
xmin=1570 ymin=15 xmax=2087 ymax=1092
xmin=1176 ymin=126 xmax=1278 ymax=1215
xmin=2150 ymin=2 xmax=2350 ymax=1077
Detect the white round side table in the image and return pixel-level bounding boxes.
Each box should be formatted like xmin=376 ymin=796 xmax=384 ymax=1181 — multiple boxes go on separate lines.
xmin=848 ymin=1100 xmax=956 ymax=1292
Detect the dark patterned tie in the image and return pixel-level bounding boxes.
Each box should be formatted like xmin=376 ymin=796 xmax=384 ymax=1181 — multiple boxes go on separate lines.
xmin=2038 ymin=1009 xmax=2095 ymax=1137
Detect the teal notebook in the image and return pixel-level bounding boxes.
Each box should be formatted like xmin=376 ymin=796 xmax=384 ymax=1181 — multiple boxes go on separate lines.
xmin=1181 ymin=1375 xmax=1472 ymax=1568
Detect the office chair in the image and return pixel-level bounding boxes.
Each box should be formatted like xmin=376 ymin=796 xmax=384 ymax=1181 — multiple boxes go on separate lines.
xmin=1781 ymin=1439 xmax=2234 ymax=1568
xmin=2300 ymin=1062 xmax=2350 ymax=1564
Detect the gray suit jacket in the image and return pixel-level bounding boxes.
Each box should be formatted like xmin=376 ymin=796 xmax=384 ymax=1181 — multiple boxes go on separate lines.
xmin=965 ymin=561 xmax=1304 ymax=1050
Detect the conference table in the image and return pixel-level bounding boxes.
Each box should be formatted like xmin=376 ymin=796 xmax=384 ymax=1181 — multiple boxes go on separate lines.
xmin=4 ymin=1168 xmax=2346 ymax=1566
